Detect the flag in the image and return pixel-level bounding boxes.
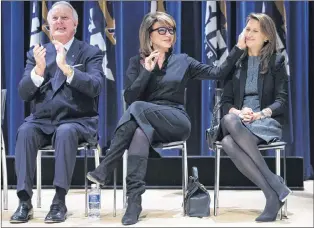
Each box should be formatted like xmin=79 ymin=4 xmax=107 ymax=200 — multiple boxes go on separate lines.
xmin=29 ymin=0 xmax=55 ymax=47
xmin=201 ymin=1 xmax=229 ymax=156
xmin=2 ymin=1 xmax=25 ymax=155
xmin=41 ymin=0 xmax=54 ymax=43
xmin=83 ymin=0 xmax=118 ymax=152
xmin=29 ymin=1 xmax=41 ymax=47
xmin=150 ymin=0 xmax=165 ymax=13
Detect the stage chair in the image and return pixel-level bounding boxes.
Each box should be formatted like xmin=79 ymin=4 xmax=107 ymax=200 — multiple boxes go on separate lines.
xmin=36 ymin=143 xmax=101 ymax=217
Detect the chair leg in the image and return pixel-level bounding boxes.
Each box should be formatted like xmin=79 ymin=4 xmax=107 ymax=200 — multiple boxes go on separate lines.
xmin=94 ymin=147 xmax=100 ymax=167
xmin=283 ymin=147 xmax=288 ymax=218
xmin=216 ymin=148 xmax=221 ymax=209
xmin=36 ymin=150 xmax=42 ymax=208
xmin=84 ymin=146 xmax=88 ymax=217
xmin=123 ymin=150 xmax=128 ymax=209
xmin=183 ymin=142 xmax=188 ymax=192
xmin=182 ymin=142 xmax=188 ymax=216
xmin=214 ymin=146 xmax=221 ymax=216
xmin=113 ymin=168 xmax=117 ymax=217
xmin=275 ymin=148 xmax=283 ymax=220
xmin=94 ymin=147 xmax=100 ymax=189
xmin=1 ymin=129 xmax=8 ymax=210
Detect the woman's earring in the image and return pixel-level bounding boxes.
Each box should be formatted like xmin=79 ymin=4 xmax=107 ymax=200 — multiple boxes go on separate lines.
xmin=149 ymin=40 xmax=152 ymax=47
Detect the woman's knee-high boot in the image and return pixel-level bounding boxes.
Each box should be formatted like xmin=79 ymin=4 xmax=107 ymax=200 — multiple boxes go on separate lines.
xmin=87 ymin=120 xmax=138 ymax=185
xmin=122 ymin=155 xmax=148 ymax=225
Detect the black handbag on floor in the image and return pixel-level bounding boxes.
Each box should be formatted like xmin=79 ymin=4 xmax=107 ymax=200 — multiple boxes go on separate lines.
xmin=184 ymin=167 xmax=211 ymax=217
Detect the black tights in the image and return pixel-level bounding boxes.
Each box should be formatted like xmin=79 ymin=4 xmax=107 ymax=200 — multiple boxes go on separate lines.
xmin=220 ymin=113 xmax=286 ymax=220
xmin=128 ymin=127 xmax=150 ymax=158
xmin=220 ymin=113 xmax=283 ymax=197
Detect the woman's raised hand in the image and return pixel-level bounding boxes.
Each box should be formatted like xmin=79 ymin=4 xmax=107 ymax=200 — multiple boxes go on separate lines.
xmin=144 ymin=50 xmax=160 ymax=71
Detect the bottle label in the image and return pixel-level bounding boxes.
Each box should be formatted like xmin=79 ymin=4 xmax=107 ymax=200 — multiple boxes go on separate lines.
xmin=89 ymin=194 xmax=100 ymax=203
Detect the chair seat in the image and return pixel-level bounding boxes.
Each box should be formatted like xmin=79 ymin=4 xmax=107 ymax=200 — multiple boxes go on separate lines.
xmin=257 ymin=141 xmax=286 ymax=150
xmin=214 ymin=141 xmax=286 ymax=150
xmin=155 ymin=141 xmax=185 ymax=149
xmin=39 ymin=142 xmax=95 ymax=151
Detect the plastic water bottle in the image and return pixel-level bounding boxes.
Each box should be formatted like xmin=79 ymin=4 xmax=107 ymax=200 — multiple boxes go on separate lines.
xmin=88 ymin=184 xmax=101 ymax=219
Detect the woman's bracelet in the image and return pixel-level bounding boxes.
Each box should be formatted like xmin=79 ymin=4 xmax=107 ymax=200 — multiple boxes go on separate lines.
xmin=260 ymin=108 xmax=272 ymax=119
xmin=259 ymin=111 xmax=266 ymax=119
xmin=238 ymin=112 xmax=244 ymax=119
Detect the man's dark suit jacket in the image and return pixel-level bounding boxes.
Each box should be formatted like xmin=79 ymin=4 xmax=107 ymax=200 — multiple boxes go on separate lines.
xmin=221 ymin=53 xmax=289 ymax=126
xmin=18 ymin=38 xmax=104 ymax=143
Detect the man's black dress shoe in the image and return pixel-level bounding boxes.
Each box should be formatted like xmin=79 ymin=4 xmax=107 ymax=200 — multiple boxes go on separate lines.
xmin=10 ymin=200 xmax=33 ymax=223
xmin=44 ymin=202 xmax=67 ymax=223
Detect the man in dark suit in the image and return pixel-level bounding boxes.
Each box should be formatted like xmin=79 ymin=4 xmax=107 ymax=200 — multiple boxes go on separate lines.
xmin=10 ymin=1 xmax=104 ymax=223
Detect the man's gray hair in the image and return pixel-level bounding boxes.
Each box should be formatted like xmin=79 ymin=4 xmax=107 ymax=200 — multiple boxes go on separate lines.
xmin=47 ymin=1 xmax=78 ymax=23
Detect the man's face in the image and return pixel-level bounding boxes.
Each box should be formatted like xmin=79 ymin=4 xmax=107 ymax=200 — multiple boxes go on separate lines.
xmin=48 ymin=5 xmax=77 ymax=44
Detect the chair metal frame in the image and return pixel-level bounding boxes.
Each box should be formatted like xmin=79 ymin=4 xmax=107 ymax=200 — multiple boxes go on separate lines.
xmin=1 ymin=89 xmax=8 ymax=210
xmin=36 ymin=143 xmax=100 ymax=217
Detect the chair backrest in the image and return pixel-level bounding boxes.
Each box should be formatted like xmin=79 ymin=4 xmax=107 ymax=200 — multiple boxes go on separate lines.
xmin=122 ymin=90 xmax=127 ymax=112
xmin=215 ymin=88 xmax=223 ymax=120
xmin=1 ymin=89 xmax=7 ymax=125
xmin=183 ymin=88 xmax=187 ymax=109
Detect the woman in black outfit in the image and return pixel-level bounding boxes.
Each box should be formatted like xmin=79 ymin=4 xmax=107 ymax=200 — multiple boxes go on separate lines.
xmin=87 ymin=11 xmax=245 ymax=225
xmin=220 ymin=13 xmax=292 ymax=222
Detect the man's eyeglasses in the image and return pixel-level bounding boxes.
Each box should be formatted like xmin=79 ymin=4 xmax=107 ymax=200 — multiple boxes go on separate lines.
xmin=150 ymin=27 xmax=176 ymax=35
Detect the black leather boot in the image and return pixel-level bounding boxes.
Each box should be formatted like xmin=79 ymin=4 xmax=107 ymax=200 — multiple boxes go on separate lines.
xmin=122 ymin=155 xmax=148 ymax=225
xmin=122 ymin=195 xmax=143 ymax=225
xmin=87 ymin=120 xmax=138 ymax=185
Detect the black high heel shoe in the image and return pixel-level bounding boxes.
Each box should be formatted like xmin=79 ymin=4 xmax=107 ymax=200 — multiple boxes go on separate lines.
xmin=276 ymin=175 xmax=292 ymax=202
xmin=255 ymin=199 xmax=285 ymax=222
